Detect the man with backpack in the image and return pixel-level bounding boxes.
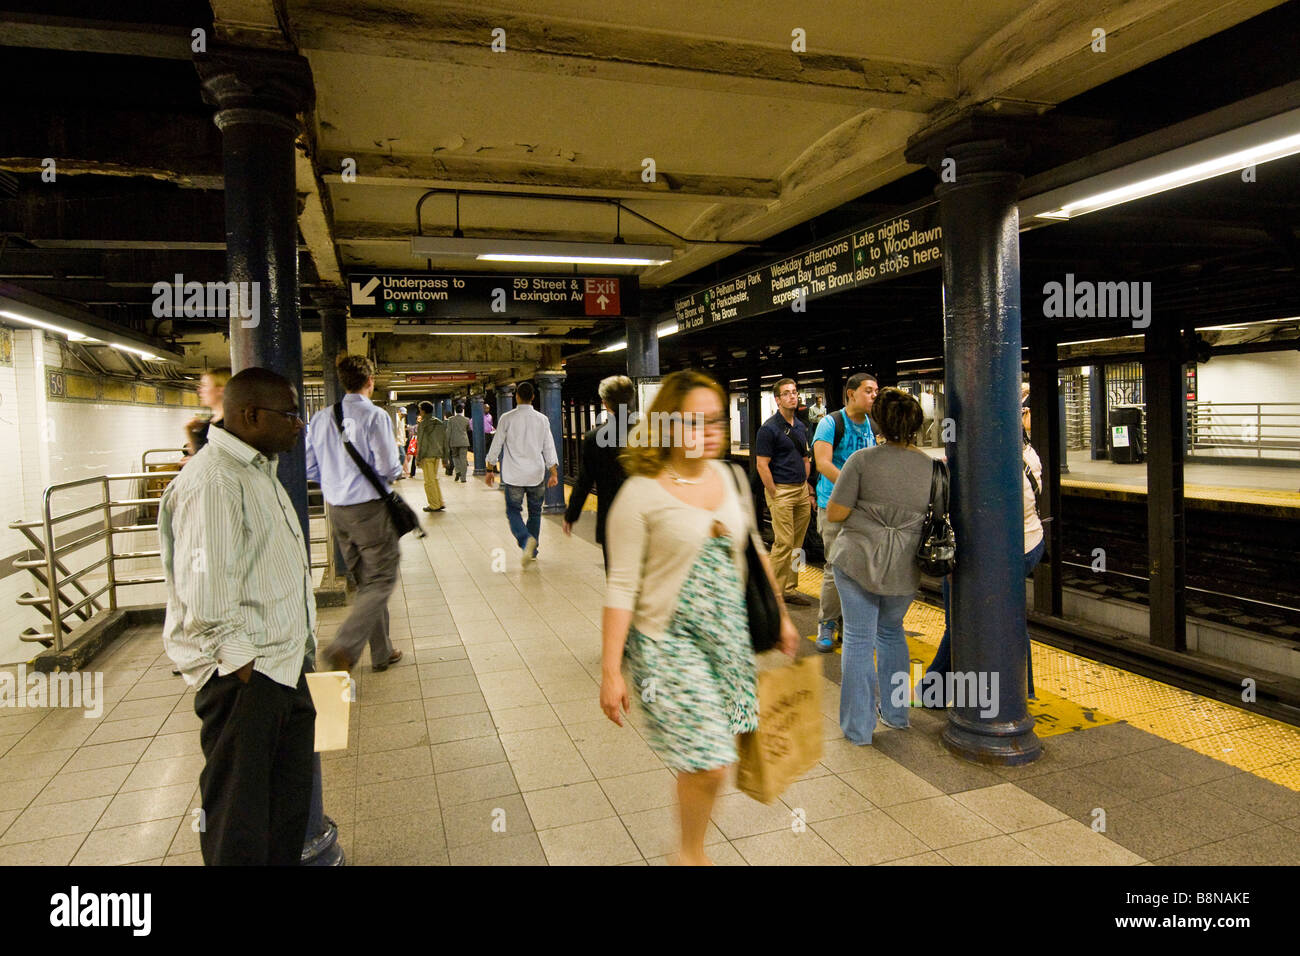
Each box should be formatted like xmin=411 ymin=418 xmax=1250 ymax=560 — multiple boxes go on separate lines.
xmin=811 ymin=372 xmax=879 ymax=652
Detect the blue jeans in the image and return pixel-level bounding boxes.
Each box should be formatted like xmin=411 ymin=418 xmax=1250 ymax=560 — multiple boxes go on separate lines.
xmin=833 ymin=567 xmax=913 ymax=745
xmin=927 ymin=538 xmax=1045 ymax=698
xmin=503 ymin=482 xmax=546 ymax=551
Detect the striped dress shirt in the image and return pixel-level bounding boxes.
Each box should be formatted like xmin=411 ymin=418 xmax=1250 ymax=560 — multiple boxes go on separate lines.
xmin=159 ymin=424 xmax=316 ymax=690
xmin=304 ymin=392 xmax=405 ymax=506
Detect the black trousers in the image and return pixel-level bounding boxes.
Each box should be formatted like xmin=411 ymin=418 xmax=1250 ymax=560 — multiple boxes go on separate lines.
xmin=194 ymin=668 xmax=315 ymax=866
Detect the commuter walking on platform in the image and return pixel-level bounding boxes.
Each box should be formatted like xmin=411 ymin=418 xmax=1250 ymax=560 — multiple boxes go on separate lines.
xmin=812 ymin=373 xmax=879 ymax=651
xmin=446 ymin=404 xmax=471 ymax=482
xmin=415 ymin=401 xmax=449 ymax=513
xmin=923 ymin=390 xmax=1046 ymax=700
xmin=755 ymin=378 xmax=814 ymax=606
xmin=183 ymin=366 xmax=230 ymax=457
xmin=160 ymin=368 xmax=315 ymax=865
xmin=305 ymin=353 xmax=404 ymax=673
xmin=825 ymin=388 xmax=932 ymax=744
xmin=562 ymin=374 xmax=634 ymax=571
xmin=484 ymin=381 xmax=558 ymax=566
xmin=601 ymin=370 xmax=798 ymax=865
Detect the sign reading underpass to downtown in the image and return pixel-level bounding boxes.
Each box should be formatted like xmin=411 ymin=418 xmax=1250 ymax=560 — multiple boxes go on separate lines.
xmin=672 ymin=202 xmax=942 ymax=333
xmin=348 ymin=272 xmax=636 ymax=319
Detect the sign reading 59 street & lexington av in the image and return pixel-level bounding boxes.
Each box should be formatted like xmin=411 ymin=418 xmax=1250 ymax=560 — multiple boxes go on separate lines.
xmin=348 ymin=272 xmax=636 ymax=319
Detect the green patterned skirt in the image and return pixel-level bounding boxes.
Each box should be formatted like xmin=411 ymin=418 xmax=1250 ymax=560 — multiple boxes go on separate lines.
xmin=625 ymin=535 xmax=758 ymax=772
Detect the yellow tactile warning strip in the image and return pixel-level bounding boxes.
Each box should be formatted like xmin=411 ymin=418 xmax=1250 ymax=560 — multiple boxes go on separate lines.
xmin=791 ymin=564 xmax=1300 ymax=791
xmin=1062 ymin=477 xmax=1300 ymax=515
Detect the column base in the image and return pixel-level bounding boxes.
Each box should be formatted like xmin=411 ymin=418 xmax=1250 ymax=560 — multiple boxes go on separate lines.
xmin=301 ymin=815 xmax=345 ymax=866
xmin=941 ymin=710 xmax=1042 ymax=766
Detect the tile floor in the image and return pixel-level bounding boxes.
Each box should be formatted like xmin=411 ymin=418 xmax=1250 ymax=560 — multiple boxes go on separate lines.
xmin=1 ymin=472 xmax=1297 ymax=865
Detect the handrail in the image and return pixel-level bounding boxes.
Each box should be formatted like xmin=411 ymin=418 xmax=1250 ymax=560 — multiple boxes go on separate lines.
xmin=11 ymin=468 xmax=332 ymax=652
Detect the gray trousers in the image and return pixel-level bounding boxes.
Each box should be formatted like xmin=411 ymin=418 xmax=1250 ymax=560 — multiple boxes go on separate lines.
xmin=818 ymin=506 xmax=844 ymax=623
xmin=324 ymin=498 xmax=399 ymax=668
xmin=451 ymin=447 xmax=468 ymax=480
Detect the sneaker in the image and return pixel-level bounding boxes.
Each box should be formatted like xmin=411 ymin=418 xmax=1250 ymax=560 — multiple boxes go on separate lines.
xmin=521 ymin=536 xmax=538 ymax=567
xmin=815 ymin=620 xmax=836 ymax=653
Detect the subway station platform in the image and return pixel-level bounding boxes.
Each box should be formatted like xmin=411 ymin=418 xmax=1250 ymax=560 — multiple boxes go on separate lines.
xmin=1 ymin=469 xmax=1296 ymax=866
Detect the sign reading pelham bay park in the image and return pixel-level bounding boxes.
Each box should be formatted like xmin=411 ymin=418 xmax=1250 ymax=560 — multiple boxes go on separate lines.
xmin=672 ymin=202 xmax=942 ymax=332
xmin=348 ymin=272 xmax=636 ymax=319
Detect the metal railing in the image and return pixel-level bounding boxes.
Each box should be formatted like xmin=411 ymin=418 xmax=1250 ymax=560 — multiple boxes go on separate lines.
xmin=1189 ymin=402 xmax=1300 ymax=457
xmin=10 ymin=450 xmax=331 ymax=652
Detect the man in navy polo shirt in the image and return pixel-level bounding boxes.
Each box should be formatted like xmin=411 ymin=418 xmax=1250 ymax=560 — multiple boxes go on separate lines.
xmin=755 ymin=377 xmax=814 ymax=606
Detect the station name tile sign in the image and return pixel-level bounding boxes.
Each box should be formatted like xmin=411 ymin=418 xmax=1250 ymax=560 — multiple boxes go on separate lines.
xmin=348 ymin=272 xmax=635 ymax=319
xmin=672 ymin=203 xmax=942 ymax=333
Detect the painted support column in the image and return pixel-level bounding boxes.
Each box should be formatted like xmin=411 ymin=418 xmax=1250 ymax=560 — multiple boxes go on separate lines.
xmin=625 ymin=314 xmax=660 ymax=381
xmin=907 ymin=123 xmax=1041 ymax=765
xmin=1028 ymin=332 xmax=1063 ymax=617
xmin=536 ymin=371 xmax=567 ymax=512
xmin=1144 ymin=320 xmax=1187 ymax=651
xmin=746 ymin=352 xmax=762 ymax=480
xmin=1090 ymin=365 xmax=1108 ymax=459
xmin=495 ymin=383 xmax=515 ymax=418
xmin=197 ymin=45 xmax=342 ymax=864
xmin=470 ymin=392 xmax=486 ymax=476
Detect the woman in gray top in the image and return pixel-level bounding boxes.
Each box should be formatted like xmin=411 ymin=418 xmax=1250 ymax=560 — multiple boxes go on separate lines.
xmin=825 ymin=388 xmax=934 ymax=744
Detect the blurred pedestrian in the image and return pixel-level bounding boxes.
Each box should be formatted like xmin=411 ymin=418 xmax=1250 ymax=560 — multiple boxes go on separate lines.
xmin=563 ymin=374 xmax=634 ymax=571
xmin=183 ymin=367 xmax=231 ymax=457
xmin=446 ymin=404 xmax=471 ymax=482
xmin=415 ymin=400 xmax=449 ymax=513
xmin=484 ymin=381 xmax=558 ymax=566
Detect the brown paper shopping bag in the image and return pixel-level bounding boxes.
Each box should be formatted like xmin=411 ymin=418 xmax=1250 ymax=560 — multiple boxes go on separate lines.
xmin=737 ymin=655 xmax=823 ymax=804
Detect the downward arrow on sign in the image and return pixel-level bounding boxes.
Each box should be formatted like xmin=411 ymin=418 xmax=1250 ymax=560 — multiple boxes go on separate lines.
xmin=350 ymin=276 xmax=380 ymax=306
xmin=596 ymin=294 xmax=609 ymax=310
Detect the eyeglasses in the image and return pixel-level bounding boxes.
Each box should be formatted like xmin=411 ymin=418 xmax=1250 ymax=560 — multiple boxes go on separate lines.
xmin=681 ymin=414 xmax=729 ymax=430
xmin=253 ymin=406 xmax=303 ymax=424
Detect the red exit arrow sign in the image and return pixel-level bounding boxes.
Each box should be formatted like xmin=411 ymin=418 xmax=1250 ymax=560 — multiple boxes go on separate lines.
xmin=584 ymin=278 xmax=620 ymax=315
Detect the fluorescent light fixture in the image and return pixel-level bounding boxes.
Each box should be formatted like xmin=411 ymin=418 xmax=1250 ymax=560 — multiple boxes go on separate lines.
xmin=600 ymin=341 xmax=627 ymax=354
xmin=1199 ymin=316 xmax=1297 ymax=332
xmin=1021 ymin=109 xmax=1300 ymax=222
xmin=411 ymin=236 xmax=673 ymax=266
xmin=0 ymin=288 xmax=180 ymax=362
xmin=899 ymin=356 xmax=943 ymax=365
xmin=110 ymin=343 xmax=159 ymax=361
xmin=0 ymin=309 xmax=99 ymax=342
xmin=392 ymin=324 xmax=537 ymax=336
xmin=656 ymin=320 xmax=679 ymax=338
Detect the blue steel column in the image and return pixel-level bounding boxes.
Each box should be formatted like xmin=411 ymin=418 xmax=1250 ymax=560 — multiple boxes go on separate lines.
xmin=197 ymin=46 xmax=344 ymax=862
xmin=536 ymin=370 xmax=567 ymax=512
xmin=470 ymin=392 xmax=486 ymax=476
xmin=495 ymin=383 xmax=515 ymax=417
xmin=1090 ymin=365 xmax=1108 ymax=459
xmin=625 ymin=314 xmax=659 ymax=382
xmin=908 ymin=126 xmax=1041 ymax=765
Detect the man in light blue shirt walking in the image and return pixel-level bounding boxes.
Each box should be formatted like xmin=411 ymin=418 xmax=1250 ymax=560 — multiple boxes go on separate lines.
xmin=306 ymin=353 xmax=405 ymax=673
xmin=485 ymin=380 xmax=558 ymax=567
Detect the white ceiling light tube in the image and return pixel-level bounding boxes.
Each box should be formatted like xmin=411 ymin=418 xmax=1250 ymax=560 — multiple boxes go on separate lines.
xmin=599 ymin=341 xmax=627 ymax=353
xmin=1020 ymin=109 xmax=1300 ymax=222
xmin=410 ymin=236 xmax=673 ymax=266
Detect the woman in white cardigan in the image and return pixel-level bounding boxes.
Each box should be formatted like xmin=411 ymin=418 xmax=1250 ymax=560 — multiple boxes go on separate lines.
xmin=600 ymin=370 xmax=799 ymax=865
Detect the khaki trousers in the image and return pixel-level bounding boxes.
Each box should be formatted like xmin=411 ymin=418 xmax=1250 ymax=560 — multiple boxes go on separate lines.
xmin=765 ymin=482 xmax=811 ymax=595
xmin=422 ymin=463 xmax=443 ymax=509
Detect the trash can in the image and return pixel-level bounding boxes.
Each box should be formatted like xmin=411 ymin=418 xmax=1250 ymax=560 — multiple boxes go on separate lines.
xmin=1108 ymin=406 xmax=1145 ymax=463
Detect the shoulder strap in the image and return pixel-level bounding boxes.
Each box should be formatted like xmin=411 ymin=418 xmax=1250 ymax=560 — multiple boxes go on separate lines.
xmin=333 ymin=403 xmax=390 ymax=499
xmin=782 ymin=420 xmax=809 ymax=458
xmin=832 ymin=409 xmax=846 ymax=449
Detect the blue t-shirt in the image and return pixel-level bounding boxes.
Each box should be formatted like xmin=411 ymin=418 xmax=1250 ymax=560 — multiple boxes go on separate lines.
xmin=754 ymin=413 xmax=809 ymax=484
xmin=813 ymin=411 xmax=877 ymax=509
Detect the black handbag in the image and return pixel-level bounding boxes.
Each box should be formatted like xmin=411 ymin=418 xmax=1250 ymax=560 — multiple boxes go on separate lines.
xmin=728 ymin=465 xmax=782 ymax=652
xmin=332 ymin=404 xmax=425 ymax=539
xmin=917 ymin=458 xmax=955 ymax=576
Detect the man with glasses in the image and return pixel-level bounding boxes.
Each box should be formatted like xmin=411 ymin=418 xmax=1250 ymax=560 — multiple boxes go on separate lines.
xmin=755 ymin=377 xmax=814 ymax=606
xmin=305 ymin=353 xmax=405 ymax=673
xmin=160 ymin=367 xmax=316 ymax=864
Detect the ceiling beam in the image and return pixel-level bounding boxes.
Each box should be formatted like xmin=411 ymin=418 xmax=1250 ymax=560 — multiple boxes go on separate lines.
xmin=0 ymin=14 xmax=193 ymax=59
xmin=295 ymin=0 xmax=955 ymax=111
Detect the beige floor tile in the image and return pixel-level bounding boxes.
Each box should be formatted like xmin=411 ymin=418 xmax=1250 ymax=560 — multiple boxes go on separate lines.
xmin=477 ymin=674 xmax=548 ymax=710
xmin=567 ymin=719 xmax=663 ymax=778
xmin=432 ymin=735 xmax=508 ymax=773
xmin=811 ymin=810 xmax=931 ymax=865
xmin=0 ymin=795 xmax=109 ymax=844
xmin=537 ymin=816 xmax=642 ymax=865
xmin=157 ymin=710 xmax=203 ymax=736
xmin=414 ymin=659 xmax=475 ymax=682
xmin=550 ymin=698 xmax=605 ymax=727
xmin=600 ymin=769 xmax=678 ymax=815
xmin=839 ymin=762 xmax=944 ymax=807
xmin=540 ymin=677 xmax=599 ymax=704
xmin=7 ymin=719 xmax=98 ymax=754
xmin=951 ymin=783 xmax=1069 ymax=833
xmin=73 ymin=817 xmax=180 ymax=865
xmin=356 ymin=775 xmax=439 ymax=820
xmin=423 ymin=692 xmax=489 ymax=720
xmin=426 ymin=712 xmax=498 ymax=744
xmin=351 ymin=810 xmax=445 ymax=864
xmin=437 ymin=762 xmax=520 ymax=806
xmin=1011 ymin=819 xmax=1147 ymax=865
xmin=357 ymin=720 xmax=430 ymax=754
xmin=139 ymin=732 xmax=201 ymax=762
xmin=357 ymin=698 xmax=427 ymax=729
xmin=939 ymin=834 xmax=1054 ymax=865
xmin=490 ymin=704 xmax=560 ymax=734
xmin=0 ymin=807 xmax=17 ymax=836
xmin=62 ymin=739 xmax=149 ymax=773
xmin=0 ymin=712 xmax=47 ymax=737
xmin=80 ymin=713 xmax=167 ymax=746
xmin=710 ymin=792 xmax=795 ymax=840
xmin=522 ymin=781 xmax=616 ymax=830
xmin=0 ymin=832 xmax=87 ymax=865
xmin=162 ymin=850 xmax=205 ymax=866
xmin=422 ymin=675 xmax=490 ymax=700
xmin=646 ymin=841 xmax=750 ymax=866
xmin=357 ymin=744 xmax=434 ymax=784
xmin=119 ymin=754 xmax=205 ymax=793
xmin=32 ymin=765 xmax=132 ymax=806
xmin=877 ymin=851 xmax=951 ymax=865
xmin=466 ymin=643 xmax=527 ymax=674
xmin=442 ymin=793 xmax=533 ymax=847
xmin=817 ymin=737 xmax=897 ymax=774
xmin=0 ymin=776 xmax=55 ymax=812
xmin=105 ymin=695 xmax=179 ymax=722
xmin=731 ymin=828 xmax=848 ymax=866
xmin=781 ymin=775 xmax=875 ymax=822
xmin=97 ymin=782 xmax=197 ymax=830
xmin=449 ymin=832 xmax=548 ymax=866
xmin=619 ymin=804 xmax=726 ymax=859
xmin=884 ymin=795 xmax=1002 ymax=849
